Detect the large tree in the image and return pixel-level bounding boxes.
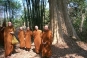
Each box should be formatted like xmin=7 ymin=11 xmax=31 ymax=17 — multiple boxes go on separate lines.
xmin=68 ymin=0 xmax=86 ymax=32
xmin=49 ymin=0 xmax=79 ymax=47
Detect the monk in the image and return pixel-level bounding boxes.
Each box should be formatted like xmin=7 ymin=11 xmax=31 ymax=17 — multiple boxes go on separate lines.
xmin=4 ymin=22 xmax=14 ymax=57
xmin=18 ymin=27 xmax=25 ymax=49
xmin=0 ymin=21 xmax=6 ymax=46
xmin=41 ymin=25 xmax=53 ymax=58
xmin=33 ymin=26 xmax=42 ymax=54
xmin=25 ymin=27 xmax=32 ymax=51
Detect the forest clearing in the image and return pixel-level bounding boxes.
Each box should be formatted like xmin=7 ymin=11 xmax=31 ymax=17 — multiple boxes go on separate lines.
xmin=0 ymin=0 xmax=87 ymax=58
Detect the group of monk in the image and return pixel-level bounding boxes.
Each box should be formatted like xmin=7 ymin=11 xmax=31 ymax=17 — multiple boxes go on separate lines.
xmin=3 ymin=21 xmax=53 ymax=58
xmin=18 ymin=26 xmax=32 ymax=51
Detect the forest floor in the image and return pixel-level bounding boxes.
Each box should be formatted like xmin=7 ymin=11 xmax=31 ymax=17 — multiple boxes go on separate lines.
xmin=0 ymin=28 xmax=87 ymax=58
xmin=0 ymin=37 xmax=87 ymax=58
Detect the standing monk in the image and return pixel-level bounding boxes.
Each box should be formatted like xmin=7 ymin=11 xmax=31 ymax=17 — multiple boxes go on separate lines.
xmin=42 ymin=25 xmax=53 ymax=58
xmin=33 ymin=26 xmax=42 ymax=54
xmin=4 ymin=22 xmax=14 ymax=57
xmin=0 ymin=21 xmax=6 ymax=46
xmin=18 ymin=27 xmax=25 ymax=49
xmin=25 ymin=27 xmax=32 ymax=51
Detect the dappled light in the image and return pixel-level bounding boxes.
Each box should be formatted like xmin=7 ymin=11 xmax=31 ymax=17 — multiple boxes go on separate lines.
xmin=76 ymin=41 xmax=87 ymax=51
xmin=51 ymin=34 xmax=87 ymax=58
xmin=0 ymin=0 xmax=87 ymax=58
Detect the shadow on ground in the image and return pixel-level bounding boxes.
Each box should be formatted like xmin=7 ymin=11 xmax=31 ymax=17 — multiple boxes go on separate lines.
xmin=51 ymin=34 xmax=87 ymax=58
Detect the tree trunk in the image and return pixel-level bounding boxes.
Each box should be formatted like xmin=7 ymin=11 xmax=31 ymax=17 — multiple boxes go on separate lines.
xmin=49 ymin=0 xmax=67 ymax=48
xmin=61 ymin=0 xmax=79 ymax=39
xmin=23 ymin=1 xmax=28 ymax=27
xmin=49 ymin=0 xmax=79 ymax=48
xmin=80 ymin=13 xmax=85 ymax=32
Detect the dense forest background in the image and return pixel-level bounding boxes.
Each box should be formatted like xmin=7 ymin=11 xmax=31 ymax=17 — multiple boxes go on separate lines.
xmin=0 ymin=0 xmax=87 ymax=58
xmin=0 ymin=0 xmax=87 ymax=42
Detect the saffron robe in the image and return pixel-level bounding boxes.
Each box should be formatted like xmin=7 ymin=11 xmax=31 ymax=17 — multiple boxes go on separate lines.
xmin=33 ymin=30 xmax=42 ymax=53
xmin=4 ymin=26 xmax=14 ymax=57
xmin=25 ymin=30 xmax=32 ymax=49
xmin=42 ymin=30 xmax=53 ymax=58
xmin=18 ymin=29 xmax=25 ymax=48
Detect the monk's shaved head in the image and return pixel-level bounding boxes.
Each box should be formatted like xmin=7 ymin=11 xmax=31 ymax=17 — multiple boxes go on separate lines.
xmin=44 ymin=25 xmax=49 ymax=30
xmin=27 ymin=27 xmax=29 ymax=29
xmin=35 ymin=26 xmax=38 ymax=30
xmin=20 ymin=27 xmax=23 ymax=30
xmin=8 ymin=22 xmax=12 ymax=26
xmin=27 ymin=27 xmax=30 ymax=30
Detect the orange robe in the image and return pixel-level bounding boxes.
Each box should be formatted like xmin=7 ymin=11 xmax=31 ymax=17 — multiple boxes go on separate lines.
xmin=4 ymin=26 xmax=14 ymax=57
xmin=42 ymin=30 xmax=53 ymax=58
xmin=18 ymin=29 xmax=25 ymax=48
xmin=33 ymin=30 xmax=42 ymax=53
xmin=25 ymin=30 xmax=32 ymax=49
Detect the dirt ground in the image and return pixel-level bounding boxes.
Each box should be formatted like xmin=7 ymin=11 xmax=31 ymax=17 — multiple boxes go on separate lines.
xmin=0 ymin=38 xmax=87 ymax=58
xmin=0 ymin=28 xmax=87 ymax=58
xmin=51 ymin=35 xmax=87 ymax=58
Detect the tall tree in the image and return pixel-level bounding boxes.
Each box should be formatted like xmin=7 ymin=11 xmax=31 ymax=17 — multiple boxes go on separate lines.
xmin=68 ymin=0 xmax=86 ymax=32
xmin=49 ymin=0 xmax=79 ymax=47
xmin=22 ymin=0 xmax=46 ymax=30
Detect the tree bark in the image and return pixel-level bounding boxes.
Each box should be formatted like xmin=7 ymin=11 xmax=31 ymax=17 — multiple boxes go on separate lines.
xmin=49 ymin=0 xmax=67 ymax=48
xmin=80 ymin=13 xmax=85 ymax=32
xmin=49 ymin=0 xmax=80 ymax=48
xmin=61 ymin=0 xmax=79 ymax=39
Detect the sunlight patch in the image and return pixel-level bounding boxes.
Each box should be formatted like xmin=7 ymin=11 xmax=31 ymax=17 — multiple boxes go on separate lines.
xmin=59 ymin=53 xmax=84 ymax=58
xmin=76 ymin=41 xmax=87 ymax=50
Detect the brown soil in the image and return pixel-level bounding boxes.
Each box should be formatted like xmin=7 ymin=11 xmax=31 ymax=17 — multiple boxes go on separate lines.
xmin=0 ymin=28 xmax=87 ymax=58
xmin=51 ymin=35 xmax=87 ymax=58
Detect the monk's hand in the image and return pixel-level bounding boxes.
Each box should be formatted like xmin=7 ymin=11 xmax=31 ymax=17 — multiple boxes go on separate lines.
xmin=24 ymin=38 xmax=25 ymax=40
xmin=10 ymin=31 xmax=14 ymax=34
xmin=43 ymin=42 xmax=46 ymax=44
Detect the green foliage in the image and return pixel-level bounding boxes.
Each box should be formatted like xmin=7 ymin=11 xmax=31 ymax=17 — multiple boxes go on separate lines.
xmin=73 ymin=18 xmax=80 ymax=32
xmin=44 ymin=9 xmax=50 ymax=25
xmin=69 ymin=0 xmax=87 ymax=42
xmin=10 ymin=1 xmax=21 ymax=10
xmin=80 ymin=18 xmax=87 ymax=42
xmin=13 ymin=18 xmax=24 ymax=28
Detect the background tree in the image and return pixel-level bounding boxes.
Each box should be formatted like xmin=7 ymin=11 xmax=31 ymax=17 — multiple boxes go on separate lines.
xmin=21 ymin=0 xmax=47 ymax=30
xmin=68 ymin=0 xmax=87 ymax=41
xmin=49 ymin=0 xmax=79 ymax=47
